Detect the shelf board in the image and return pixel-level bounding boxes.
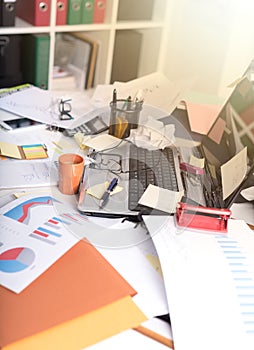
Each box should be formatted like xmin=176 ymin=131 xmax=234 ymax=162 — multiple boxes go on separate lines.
xmin=0 ymin=18 xmax=51 ymax=34
xmin=115 ymin=20 xmax=165 ymax=30
xmin=0 ymin=19 xmax=165 ymax=35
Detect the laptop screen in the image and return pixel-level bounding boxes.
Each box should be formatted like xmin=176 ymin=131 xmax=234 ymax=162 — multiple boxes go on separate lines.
xmin=201 ymin=77 xmax=254 ymax=207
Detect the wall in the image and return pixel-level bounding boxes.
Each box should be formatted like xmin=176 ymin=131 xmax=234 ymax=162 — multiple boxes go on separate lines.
xmin=163 ymin=0 xmax=254 ymax=98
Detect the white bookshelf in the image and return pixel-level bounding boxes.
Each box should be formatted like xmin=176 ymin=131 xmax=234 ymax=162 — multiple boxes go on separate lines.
xmin=0 ymin=0 xmax=170 ymax=90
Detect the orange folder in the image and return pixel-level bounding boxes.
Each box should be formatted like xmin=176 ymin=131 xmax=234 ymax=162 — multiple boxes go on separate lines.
xmin=0 ymin=240 xmax=136 ymax=348
xmin=3 ymin=296 xmax=147 ymax=350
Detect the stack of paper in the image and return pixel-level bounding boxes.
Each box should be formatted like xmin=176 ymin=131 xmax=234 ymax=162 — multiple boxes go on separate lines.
xmin=143 ymin=216 xmax=254 ymax=350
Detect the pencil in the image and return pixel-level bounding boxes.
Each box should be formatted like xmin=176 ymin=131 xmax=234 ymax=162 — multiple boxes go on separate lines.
xmin=52 ymin=141 xmax=63 ymax=150
xmin=133 ymin=325 xmax=174 ymax=349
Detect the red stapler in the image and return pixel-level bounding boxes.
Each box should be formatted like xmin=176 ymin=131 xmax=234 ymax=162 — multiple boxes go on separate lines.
xmin=176 ymin=202 xmax=232 ymax=233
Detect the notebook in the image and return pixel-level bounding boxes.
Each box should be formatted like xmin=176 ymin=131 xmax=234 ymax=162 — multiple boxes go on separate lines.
xmin=78 ymin=76 xmax=254 ymax=218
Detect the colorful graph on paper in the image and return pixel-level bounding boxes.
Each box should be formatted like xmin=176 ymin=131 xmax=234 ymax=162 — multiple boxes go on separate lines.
xmin=0 ymin=247 xmax=35 ymax=273
xmin=0 ymin=194 xmax=81 ymax=293
xmin=215 ymin=235 xmax=254 ymax=335
xmin=3 ymin=196 xmax=58 ymax=225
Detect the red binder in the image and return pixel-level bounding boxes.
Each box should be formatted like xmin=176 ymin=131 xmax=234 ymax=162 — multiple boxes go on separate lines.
xmin=16 ymin=0 xmax=51 ymax=26
xmin=93 ymin=0 xmax=106 ymax=23
xmin=56 ymin=0 xmax=67 ymax=25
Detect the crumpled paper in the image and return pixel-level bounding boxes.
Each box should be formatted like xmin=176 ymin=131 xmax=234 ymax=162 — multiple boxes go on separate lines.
xmin=127 ymin=116 xmax=175 ymax=150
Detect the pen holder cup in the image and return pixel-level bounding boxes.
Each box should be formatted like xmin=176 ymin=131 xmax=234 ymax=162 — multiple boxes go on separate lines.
xmin=109 ymin=99 xmax=143 ymax=139
xmin=58 ymin=154 xmax=84 ymax=195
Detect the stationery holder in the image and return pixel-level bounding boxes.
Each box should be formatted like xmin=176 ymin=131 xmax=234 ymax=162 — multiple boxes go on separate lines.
xmin=109 ymin=98 xmax=143 ymax=139
xmin=175 ymin=202 xmax=231 ymax=233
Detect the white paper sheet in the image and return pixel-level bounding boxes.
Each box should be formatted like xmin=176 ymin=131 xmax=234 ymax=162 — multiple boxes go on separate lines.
xmin=221 ymin=147 xmax=248 ymax=200
xmin=0 ymin=85 xmax=97 ymax=129
xmin=91 ymin=72 xmax=194 ymax=115
xmin=143 ymin=215 xmax=254 ymax=350
xmin=98 ymin=239 xmax=169 ymax=319
xmin=0 ymin=193 xmax=80 ymax=293
xmin=0 ymin=160 xmax=58 ymax=189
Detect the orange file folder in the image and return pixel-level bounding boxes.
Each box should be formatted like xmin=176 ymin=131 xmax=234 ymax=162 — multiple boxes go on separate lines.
xmin=3 ymin=296 xmax=147 ymax=350
xmin=0 ymin=240 xmax=136 ymax=348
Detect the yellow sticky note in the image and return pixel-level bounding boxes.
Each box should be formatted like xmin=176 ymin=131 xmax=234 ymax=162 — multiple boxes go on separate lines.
xmin=0 ymin=141 xmax=21 ymax=159
xmin=86 ymin=181 xmax=122 ymax=199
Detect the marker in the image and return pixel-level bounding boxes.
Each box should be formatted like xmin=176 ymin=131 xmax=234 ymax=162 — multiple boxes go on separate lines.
xmin=99 ymin=178 xmax=118 ymax=208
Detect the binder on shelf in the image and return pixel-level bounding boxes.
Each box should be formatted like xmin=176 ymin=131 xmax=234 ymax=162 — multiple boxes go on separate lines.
xmin=93 ymin=0 xmax=106 ymax=23
xmin=16 ymin=0 xmax=50 ymax=26
xmin=0 ymin=0 xmax=16 ymax=27
xmin=0 ymin=35 xmax=23 ymax=88
xmin=81 ymin=0 xmax=94 ymax=24
xmin=21 ymin=33 xmax=50 ymax=90
xmin=67 ymin=0 xmax=81 ymax=24
xmin=56 ymin=0 xmax=67 ymax=25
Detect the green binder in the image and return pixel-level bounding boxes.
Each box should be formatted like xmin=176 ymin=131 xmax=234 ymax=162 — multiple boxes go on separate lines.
xmin=81 ymin=0 xmax=94 ymax=24
xmin=21 ymin=34 xmax=50 ymax=90
xmin=67 ymin=0 xmax=82 ymax=24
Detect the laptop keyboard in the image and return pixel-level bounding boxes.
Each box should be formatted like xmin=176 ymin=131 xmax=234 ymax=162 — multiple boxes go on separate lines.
xmin=128 ymin=144 xmax=179 ymax=211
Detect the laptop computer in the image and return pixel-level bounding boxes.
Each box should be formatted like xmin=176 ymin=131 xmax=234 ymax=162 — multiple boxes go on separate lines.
xmin=77 ymin=76 xmax=254 ymax=218
xmin=197 ymin=76 xmax=254 ymax=208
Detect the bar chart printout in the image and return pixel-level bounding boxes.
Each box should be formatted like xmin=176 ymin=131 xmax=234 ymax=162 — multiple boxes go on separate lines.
xmin=0 ymin=194 xmax=80 ymax=293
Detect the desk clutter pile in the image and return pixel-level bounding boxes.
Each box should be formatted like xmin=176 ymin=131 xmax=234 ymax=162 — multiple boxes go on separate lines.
xmin=1 ymin=72 xmax=254 ymax=350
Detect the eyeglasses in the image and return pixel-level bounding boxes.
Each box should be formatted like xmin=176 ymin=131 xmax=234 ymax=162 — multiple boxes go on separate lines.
xmin=59 ymin=99 xmax=73 ymax=120
xmin=89 ymin=152 xmax=122 ymax=174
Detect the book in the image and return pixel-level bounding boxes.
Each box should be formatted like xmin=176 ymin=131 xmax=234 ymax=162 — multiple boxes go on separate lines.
xmin=0 ymin=240 xmax=138 ymax=348
xmin=51 ymin=75 xmax=77 ymax=91
xmin=51 ymin=67 xmax=77 ymax=90
xmin=21 ymin=33 xmax=50 ymax=90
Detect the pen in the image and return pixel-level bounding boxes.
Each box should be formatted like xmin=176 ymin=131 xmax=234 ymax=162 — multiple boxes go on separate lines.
xmin=99 ymin=178 xmax=118 ymax=208
xmin=109 ymin=89 xmax=117 ymax=136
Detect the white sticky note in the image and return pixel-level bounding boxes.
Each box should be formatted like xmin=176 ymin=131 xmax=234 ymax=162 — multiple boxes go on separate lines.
xmin=189 ymin=154 xmax=205 ymax=168
xmin=86 ymin=182 xmax=122 ymax=199
xmin=221 ymin=147 xmax=247 ymax=200
xmin=138 ymin=184 xmax=183 ymax=213
xmin=84 ymin=134 xmax=121 ymax=151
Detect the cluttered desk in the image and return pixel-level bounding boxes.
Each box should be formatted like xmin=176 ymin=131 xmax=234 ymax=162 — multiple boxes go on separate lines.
xmin=0 ymin=72 xmax=254 ymax=350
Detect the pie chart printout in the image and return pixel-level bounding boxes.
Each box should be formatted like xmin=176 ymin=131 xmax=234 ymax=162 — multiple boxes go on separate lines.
xmin=0 ymin=247 xmax=35 ymax=273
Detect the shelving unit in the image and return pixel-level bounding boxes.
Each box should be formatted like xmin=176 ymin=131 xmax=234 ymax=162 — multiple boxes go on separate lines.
xmin=0 ymin=0 xmax=170 ymax=90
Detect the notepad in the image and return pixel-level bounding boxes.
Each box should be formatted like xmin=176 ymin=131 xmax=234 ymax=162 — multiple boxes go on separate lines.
xmin=0 ymin=141 xmax=48 ymax=159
